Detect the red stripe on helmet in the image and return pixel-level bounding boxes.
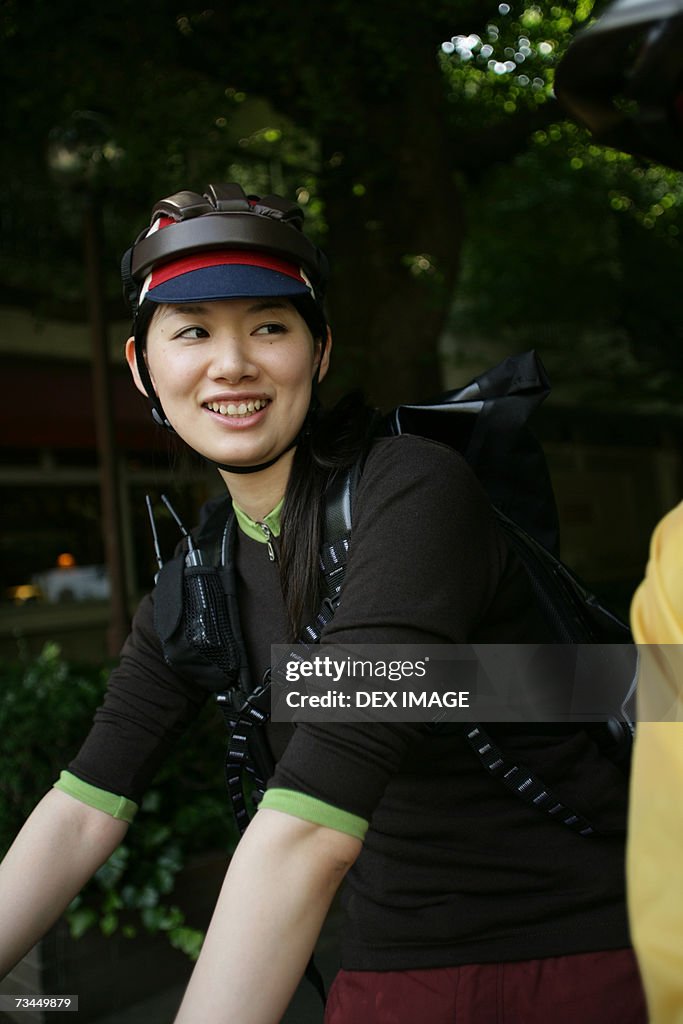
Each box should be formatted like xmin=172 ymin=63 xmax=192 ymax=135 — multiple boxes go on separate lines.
xmin=149 ymin=250 xmax=305 ymax=289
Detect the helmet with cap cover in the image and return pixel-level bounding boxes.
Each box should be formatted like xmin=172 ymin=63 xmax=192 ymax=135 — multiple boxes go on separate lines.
xmin=121 ymin=182 xmax=329 ymax=314
xmin=122 ymin=183 xmax=329 ymax=454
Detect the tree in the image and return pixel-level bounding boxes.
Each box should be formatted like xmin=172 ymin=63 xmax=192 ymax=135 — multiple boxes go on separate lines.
xmin=174 ymin=0 xmax=601 ymax=405
xmin=3 ymin=0 xmax=682 ymax=407
xmin=449 ymin=121 xmax=683 ymax=409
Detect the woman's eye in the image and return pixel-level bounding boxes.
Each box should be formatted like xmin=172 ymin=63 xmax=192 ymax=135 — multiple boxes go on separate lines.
xmin=254 ymin=322 xmax=286 ymax=336
xmin=176 ymin=325 xmax=208 ymax=340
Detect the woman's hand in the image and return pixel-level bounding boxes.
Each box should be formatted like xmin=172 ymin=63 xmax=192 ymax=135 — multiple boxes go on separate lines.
xmin=174 ymin=807 xmax=362 ymax=1024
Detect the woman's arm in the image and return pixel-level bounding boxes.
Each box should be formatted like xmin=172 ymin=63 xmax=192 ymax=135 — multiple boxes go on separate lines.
xmin=0 ymin=788 xmax=128 ymax=978
xmin=174 ymin=807 xmax=362 ymax=1024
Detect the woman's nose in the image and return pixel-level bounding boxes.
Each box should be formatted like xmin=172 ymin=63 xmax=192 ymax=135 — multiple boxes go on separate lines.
xmin=207 ymin=334 xmax=257 ymax=382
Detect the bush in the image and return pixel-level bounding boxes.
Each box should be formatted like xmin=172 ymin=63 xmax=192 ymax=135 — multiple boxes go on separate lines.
xmin=0 ymin=642 xmax=238 ymax=959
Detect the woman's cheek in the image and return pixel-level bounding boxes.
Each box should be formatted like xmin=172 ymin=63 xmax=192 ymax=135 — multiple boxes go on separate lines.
xmin=151 ymin=350 xmax=195 ymax=395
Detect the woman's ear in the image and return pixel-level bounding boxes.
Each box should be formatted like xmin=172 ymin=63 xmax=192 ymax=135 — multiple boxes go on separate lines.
xmin=125 ymin=336 xmax=151 ymax=397
xmin=315 ymin=327 xmax=333 ymax=384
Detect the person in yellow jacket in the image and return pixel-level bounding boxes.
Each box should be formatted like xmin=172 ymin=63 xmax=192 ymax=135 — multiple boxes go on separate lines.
xmin=556 ymin=2 xmax=683 ymax=1020
xmin=629 ymin=502 xmax=683 ymax=1024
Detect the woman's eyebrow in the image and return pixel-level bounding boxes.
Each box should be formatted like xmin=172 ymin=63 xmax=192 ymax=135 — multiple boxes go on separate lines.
xmin=158 ymin=303 xmax=211 ymax=319
xmin=245 ymin=300 xmax=289 ymax=314
xmin=158 ymin=301 xmax=290 ymax=319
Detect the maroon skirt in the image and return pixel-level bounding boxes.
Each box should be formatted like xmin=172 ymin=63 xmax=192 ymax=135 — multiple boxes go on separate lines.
xmin=324 ymin=948 xmax=646 ymax=1024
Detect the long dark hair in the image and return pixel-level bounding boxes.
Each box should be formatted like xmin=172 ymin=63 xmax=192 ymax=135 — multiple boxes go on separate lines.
xmin=280 ymin=393 xmax=377 ymax=638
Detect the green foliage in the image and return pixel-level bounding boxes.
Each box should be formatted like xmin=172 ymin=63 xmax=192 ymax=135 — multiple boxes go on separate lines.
xmin=2 ymin=0 xmax=682 ymax=404
xmin=0 ymin=643 xmax=237 ymax=960
xmin=0 ymin=642 xmax=107 ymax=835
xmin=449 ymin=116 xmax=683 ymax=407
xmin=441 ymin=1 xmax=598 ymax=123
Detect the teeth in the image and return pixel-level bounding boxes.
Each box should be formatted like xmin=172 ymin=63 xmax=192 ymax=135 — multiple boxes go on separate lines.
xmin=207 ymin=399 xmax=267 ymax=417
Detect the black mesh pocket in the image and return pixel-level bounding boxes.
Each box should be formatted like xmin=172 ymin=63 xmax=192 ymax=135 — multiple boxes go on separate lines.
xmin=183 ymin=567 xmax=240 ymax=678
xmin=154 ymin=553 xmax=241 ymax=691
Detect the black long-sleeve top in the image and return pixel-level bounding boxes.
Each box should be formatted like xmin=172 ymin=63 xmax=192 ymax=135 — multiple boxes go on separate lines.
xmin=62 ymin=435 xmax=631 ymax=970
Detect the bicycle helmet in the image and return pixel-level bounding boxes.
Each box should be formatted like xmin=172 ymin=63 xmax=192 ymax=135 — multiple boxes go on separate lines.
xmin=122 ymin=183 xmax=330 ymax=470
xmin=555 ymin=0 xmax=683 ymax=170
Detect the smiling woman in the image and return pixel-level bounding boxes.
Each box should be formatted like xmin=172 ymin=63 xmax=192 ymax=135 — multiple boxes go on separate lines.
xmin=0 ymin=182 xmax=646 ymax=1024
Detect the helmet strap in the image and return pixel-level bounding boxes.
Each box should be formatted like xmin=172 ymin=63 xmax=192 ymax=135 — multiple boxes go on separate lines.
xmin=214 ymin=434 xmax=299 ymax=474
xmin=134 ymin=323 xmax=175 ymax=432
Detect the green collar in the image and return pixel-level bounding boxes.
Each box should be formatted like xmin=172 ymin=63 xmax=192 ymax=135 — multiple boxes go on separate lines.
xmin=232 ymin=498 xmax=283 ymax=543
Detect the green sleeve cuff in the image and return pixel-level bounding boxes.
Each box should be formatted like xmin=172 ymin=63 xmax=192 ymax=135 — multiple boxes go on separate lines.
xmin=53 ymin=771 xmax=138 ymax=824
xmin=260 ymin=788 xmax=368 ymax=841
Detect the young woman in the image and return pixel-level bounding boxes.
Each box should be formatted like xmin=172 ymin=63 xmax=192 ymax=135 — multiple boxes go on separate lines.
xmin=0 ymin=183 xmax=645 ymax=1024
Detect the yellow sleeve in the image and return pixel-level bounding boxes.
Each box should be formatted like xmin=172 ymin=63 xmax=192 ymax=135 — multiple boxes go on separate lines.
xmin=628 ymin=502 xmax=683 ymax=1023
xmin=628 ymin=724 xmax=683 ymax=1024
xmin=631 ymin=501 xmax=683 ymax=721
xmin=631 ymin=500 xmax=683 ymax=644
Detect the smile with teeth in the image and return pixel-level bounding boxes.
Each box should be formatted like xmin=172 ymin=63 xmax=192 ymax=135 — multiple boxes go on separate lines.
xmin=205 ymin=398 xmax=270 ymax=418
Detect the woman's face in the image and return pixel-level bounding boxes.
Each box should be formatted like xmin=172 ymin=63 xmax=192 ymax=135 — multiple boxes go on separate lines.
xmin=125 ymin=297 xmax=330 ymax=470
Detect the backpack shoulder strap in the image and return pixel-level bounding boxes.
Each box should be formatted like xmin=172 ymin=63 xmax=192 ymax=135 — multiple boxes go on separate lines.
xmin=295 ymin=462 xmax=360 ymax=646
